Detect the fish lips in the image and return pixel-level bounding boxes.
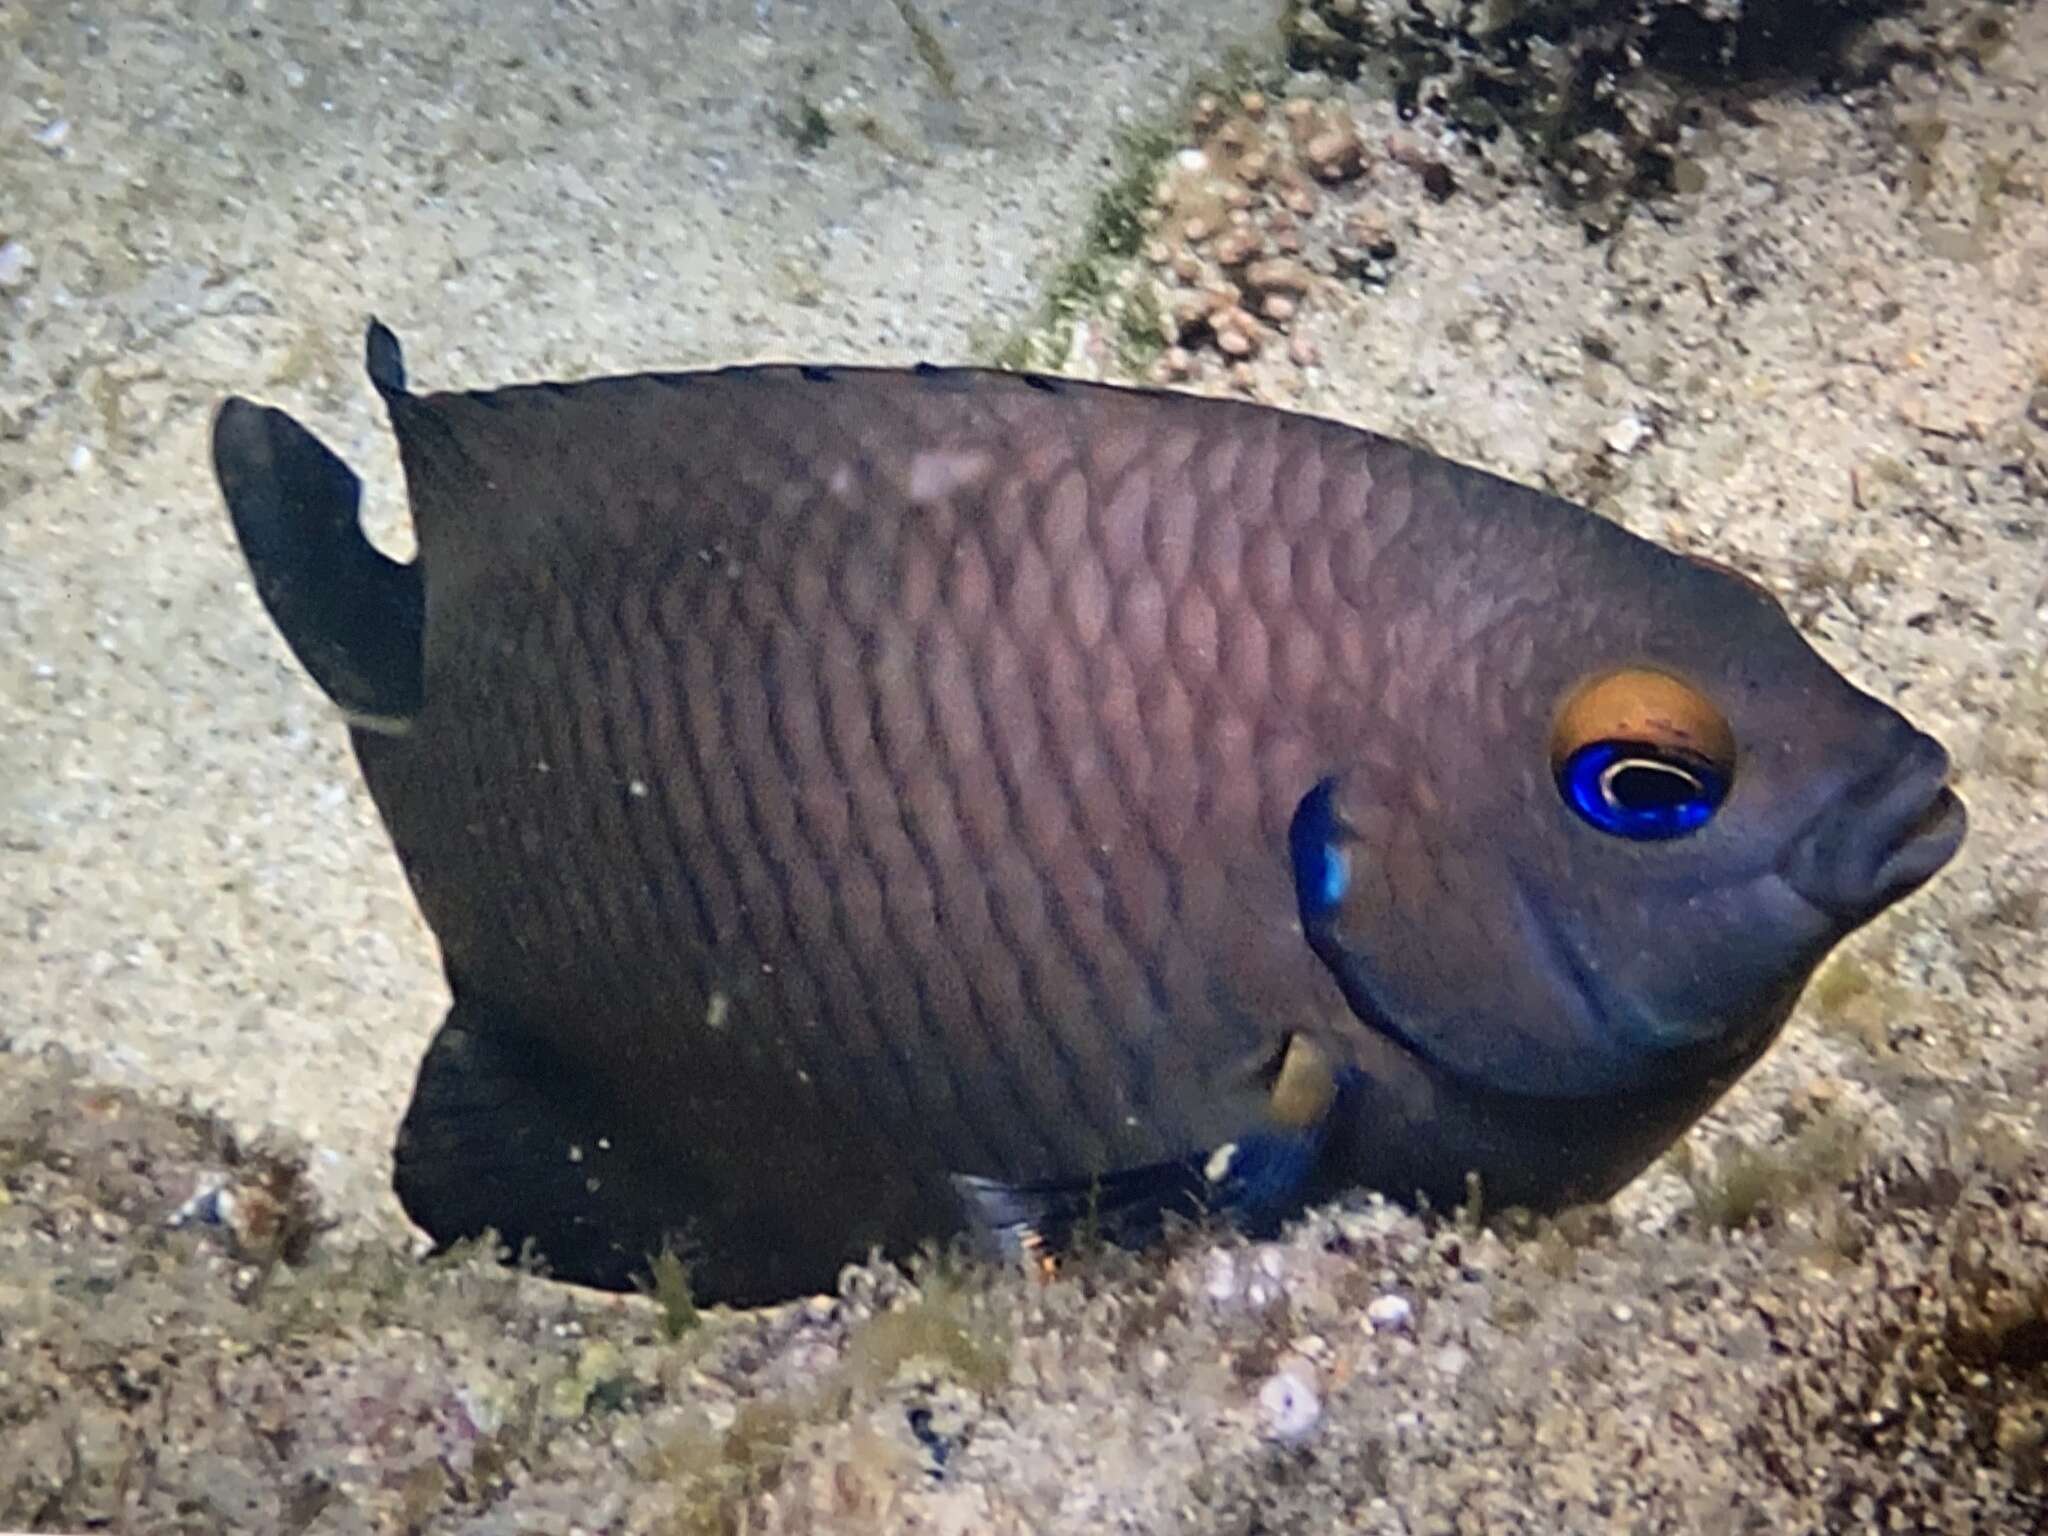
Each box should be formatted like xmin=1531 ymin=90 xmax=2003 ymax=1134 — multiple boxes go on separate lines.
xmin=1779 ymin=727 xmax=1967 ymax=925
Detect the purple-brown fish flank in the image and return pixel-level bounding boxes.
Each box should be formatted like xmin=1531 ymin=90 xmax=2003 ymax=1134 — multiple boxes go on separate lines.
xmin=212 ymin=323 xmax=1965 ymax=1303
xmin=388 ymin=372 xmax=1348 ymax=1175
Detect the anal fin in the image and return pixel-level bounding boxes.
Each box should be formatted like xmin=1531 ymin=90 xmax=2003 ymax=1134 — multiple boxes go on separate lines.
xmin=392 ymin=994 xmax=670 ymax=1291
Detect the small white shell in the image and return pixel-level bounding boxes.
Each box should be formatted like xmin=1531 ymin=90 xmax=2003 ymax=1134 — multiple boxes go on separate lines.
xmin=1365 ymin=1293 xmax=1413 ymax=1332
xmin=1258 ymin=1365 xmax=1322 ymax=1445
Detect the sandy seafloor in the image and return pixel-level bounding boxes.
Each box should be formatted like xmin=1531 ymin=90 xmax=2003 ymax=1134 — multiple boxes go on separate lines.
xmin=2 ymin=1 xmax=2045 ymax=1532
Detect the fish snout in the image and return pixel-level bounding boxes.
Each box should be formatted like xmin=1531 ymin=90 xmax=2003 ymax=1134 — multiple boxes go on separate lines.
xmin=1781 ymin=724 xmax=1966 ymax=922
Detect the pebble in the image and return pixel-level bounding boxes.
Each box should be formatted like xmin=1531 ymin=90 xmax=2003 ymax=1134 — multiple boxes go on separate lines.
xmin=0 ymin=239 xmax=31 ymax=290
xmin=1203 ymin=1250 xmax=1237 ymax=1303
xmin=67 ymin=443 xmax=94 ymax=475
xmin=1305 ymin=126 xmax=1365 ymax=183
xmin=1214 ymin=316 xmax=1259 ymax=358
xmin=168 ymin=1177 xmax=237 ymax=1232
xmin=1605 ymin=414 xmax=1649 ymax=455
xmin=1244 ymin=257 xmax=1311 ymax=297
xmin=32 ymin=118 xmax=71 ymax=151
xmin=1258 ymin=1365 xmax=1322 ymax=1445
xmin=1246 ymin=1244 xmax=1288 ymax=1305
xmin=1213 ymin=229 xmax=1260 ymax=267
xmin=1366 ymin=1293 xmax=1414 ymax=1332
xmin=1344 ymin=209 xmax=1393 ymax=248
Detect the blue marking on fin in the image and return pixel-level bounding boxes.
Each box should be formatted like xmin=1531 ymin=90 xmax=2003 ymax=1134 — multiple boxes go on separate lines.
xmin=1289 ymin=777 xmax=1350 ymax=919
xmin=1198 ymin=1123 xmax=1331 ymax=1229
xmin=950 ymin=1082 xmax=1355 ymax=1264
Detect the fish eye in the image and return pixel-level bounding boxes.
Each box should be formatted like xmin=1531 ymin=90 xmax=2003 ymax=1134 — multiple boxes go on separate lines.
xmin=1551 ymin=669 xmax=1735 ymax=842
xmin=1559 ymin=740 xmax=1727 ymax=839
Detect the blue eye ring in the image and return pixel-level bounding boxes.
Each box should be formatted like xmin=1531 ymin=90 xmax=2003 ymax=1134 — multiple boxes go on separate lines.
xmin=1558 ymin=739 xmax=1728 ymax=841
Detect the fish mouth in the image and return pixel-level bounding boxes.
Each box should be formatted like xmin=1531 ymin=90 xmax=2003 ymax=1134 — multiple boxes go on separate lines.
xmin=1879 ymin=781 xmax=1966 ymax=893
xmin=1782 ymin=728 xmax=1967 ymax=922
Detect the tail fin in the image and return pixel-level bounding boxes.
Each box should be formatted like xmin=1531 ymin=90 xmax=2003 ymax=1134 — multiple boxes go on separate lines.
xmin=212 ymin=345 xmax=424 ymax=730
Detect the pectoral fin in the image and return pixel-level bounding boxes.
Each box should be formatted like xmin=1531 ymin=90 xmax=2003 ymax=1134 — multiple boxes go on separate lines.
xmin=951 ymin=1032 xmax=1351 ymax=1265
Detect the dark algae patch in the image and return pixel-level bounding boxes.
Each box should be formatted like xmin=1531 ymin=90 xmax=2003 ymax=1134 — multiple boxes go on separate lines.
xmin=1280 ymin=0 xmax=2014 ymax=232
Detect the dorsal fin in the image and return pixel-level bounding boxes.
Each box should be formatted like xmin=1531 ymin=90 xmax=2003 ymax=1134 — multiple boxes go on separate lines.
xmin=366 ymin=317 xmax=409 ymax=398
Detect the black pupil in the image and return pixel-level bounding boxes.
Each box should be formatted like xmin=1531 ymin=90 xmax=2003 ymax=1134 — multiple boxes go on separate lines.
xmin=1609 ymin=760 xmax=1701 ymax=812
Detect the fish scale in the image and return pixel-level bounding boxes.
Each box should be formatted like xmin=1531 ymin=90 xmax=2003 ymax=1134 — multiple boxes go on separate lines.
xmin=422 ymin=373 xmax=1356 ymax=1177
xmin=609 ymin=539 xmax=981 ymax=1163
xmin=384 ymin=374 xmax=1318 ymax=1178
xmin=213 ymin=324 xmax=1965 ymax=1302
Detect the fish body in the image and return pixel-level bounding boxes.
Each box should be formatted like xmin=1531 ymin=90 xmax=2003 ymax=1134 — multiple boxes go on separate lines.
xmin=212 ymin=324 xmax=1964 ymax=1304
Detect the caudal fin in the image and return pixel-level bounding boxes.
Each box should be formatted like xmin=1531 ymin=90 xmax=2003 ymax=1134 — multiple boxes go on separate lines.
xmin=212 ymin=386 xmax=424 ymax=730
